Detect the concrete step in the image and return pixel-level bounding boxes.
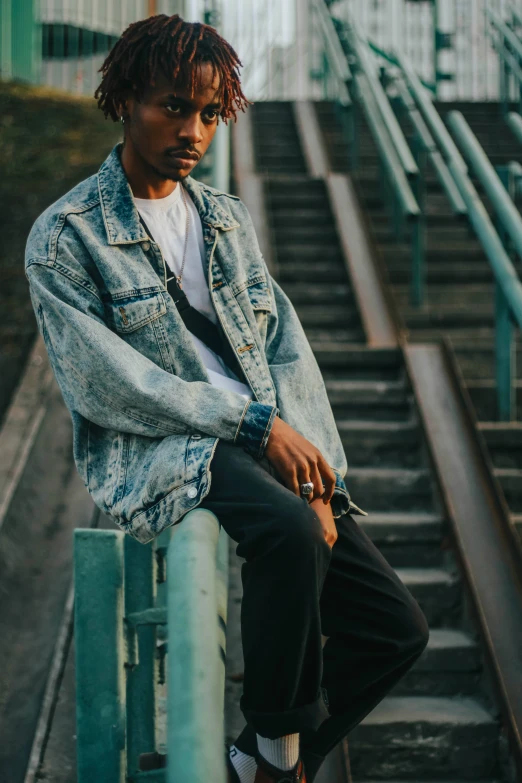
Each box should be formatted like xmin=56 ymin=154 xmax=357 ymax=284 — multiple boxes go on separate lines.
xmin=379 ymin=242 xmax=486 ymax=261
xmin=468 ymin=381 xmax=522 ymax=421
xmin=277 ymin=241 xmax=343 ymax=258
xmin=305 ymin=327 xmax=366 ymax=343
xmin=279 ymin=261 xmax=346 ymax=283
xmin=273 ymin=224 xmax=339 ymax=242
xmin=402 ymin=304 xmax=494 ymax=329
xmin=452 ymin=344 xmax=522 ymax=382
xmin=348 ymin=696 xmax=499 ymax=780
xmin=406 ymin=326 xmax=497 ymax=345
xmin=313 ymin=344 xmax=403 ymax=380
xmin=326 ymin=380 xmax=412 ymax=421
xmin=272 ymin=210 xmax=334 ymax=226
xmin=360 ymin=511 xmax=444 ymax=568
xmin=392 ymin=628 xmax=481 ymax=696
xmin=295 ymin=304 xmax=360 ymax=328
xmin=346 ymin=468 xmax=434 ymax=514
xmin=478 ymin=422 xmax=522 ymax=469
xmin=371 ymin=221 xmax=477 ymax=241
xmin=396 ymin=568 xmax=461 ymax=626
xmin=494 ymin=468 xmax=522 ymax=512
xmin=338 ymin=419 xmax=421 ymax=468
xmin=279 ymin=281 xmax=352 ymax=304
xmin=393 ymin=283 xmax=494 ymax=307
xmin=387 ymin=261 xmax=494 ymax=284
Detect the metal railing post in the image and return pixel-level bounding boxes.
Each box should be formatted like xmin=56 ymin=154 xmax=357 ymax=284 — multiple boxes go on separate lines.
xmin=167 ymin=509 xmax=228 ymax=783
xmin=411 ymin=135 xmax=427 ymax=308
xmin=496 ymin=283 xmax=517 ymax=421
xmin=74 ymin=530 xmax=126 ymax=783
xmin=124 ymin=536 xmax=157 ymax=777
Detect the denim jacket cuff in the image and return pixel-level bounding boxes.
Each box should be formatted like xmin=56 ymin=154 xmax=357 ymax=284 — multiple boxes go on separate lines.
xmin=330 ymin=469 xmax=351 ymax=519
xmin=234 ymin=400 xmax=278 ymax=459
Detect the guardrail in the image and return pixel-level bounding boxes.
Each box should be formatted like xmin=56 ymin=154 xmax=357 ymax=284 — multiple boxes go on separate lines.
xmin=323 ymin=1 xmax=522 ymax=419
xmin=507 ymin=110 xmax=522 ymax=145
xmin=485 ymin=5 xmax=522 ymax=114
xmin=446 ymin=112 xmax=522 ymax=421
xmin=74 ymin=509 xmax=229 ymax=782
xmin=315 ymin=3 xmax=423 ymax=305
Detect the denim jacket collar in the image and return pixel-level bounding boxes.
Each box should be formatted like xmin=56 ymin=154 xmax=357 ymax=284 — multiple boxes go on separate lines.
xmin=97 ymin=143 xmax=239 ymax=246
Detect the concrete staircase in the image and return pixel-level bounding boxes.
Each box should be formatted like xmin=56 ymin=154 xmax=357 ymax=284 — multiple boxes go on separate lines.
xmin=316 ymin=100 xmax=522 ymax=548
xmin=251 ymin=101 xmax=507 ymax=782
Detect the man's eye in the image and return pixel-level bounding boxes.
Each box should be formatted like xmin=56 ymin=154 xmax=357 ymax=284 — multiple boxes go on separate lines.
xmin=165 ymin=104 xmax=181 ymax=114
xmin=203 ymin=110 xmax=219 ymax=122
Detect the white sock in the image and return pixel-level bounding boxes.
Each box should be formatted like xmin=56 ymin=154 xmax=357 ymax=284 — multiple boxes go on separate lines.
xmin=257 ymin=733 xmax=300 ymax=771
xmin=229 ymin=744 xmax=257 ymax=783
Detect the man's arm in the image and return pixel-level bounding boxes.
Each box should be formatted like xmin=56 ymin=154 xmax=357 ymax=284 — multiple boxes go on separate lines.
xmin=25 ymin=257 xmax=277 ymax=456
xmin=262 ymin=269 xmax=352 ymax=517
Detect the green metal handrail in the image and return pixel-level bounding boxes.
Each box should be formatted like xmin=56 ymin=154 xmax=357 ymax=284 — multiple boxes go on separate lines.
xmin=485 ymin=6 xmax=522 ymax=113
xmin=74 ymin=509 xmax=229 ymax=782
xmin=310 ymin=0 xmax=352 ymax=106
xmin=324 ymin=2 xmax=522 ymax=419
xmin=507 ymin=111 xmax=522 ymax=145
xmin=392 ymin=76 xmax=467 ymax=218
xmin=322 ymin=5 xmax=423 ymax=308
xmin=447 ymin=111 xmax=522 ymax=420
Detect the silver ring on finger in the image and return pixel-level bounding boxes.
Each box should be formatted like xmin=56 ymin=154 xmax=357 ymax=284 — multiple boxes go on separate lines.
xmin=300 ymin=481 xmax=314 ymax=497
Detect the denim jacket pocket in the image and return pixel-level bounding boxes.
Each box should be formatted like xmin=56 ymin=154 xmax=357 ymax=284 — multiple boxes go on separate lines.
xmin=245 ymin=279 xmax=272 ymax=313
xmin=106 ymin=290 xmax=167 ymax=333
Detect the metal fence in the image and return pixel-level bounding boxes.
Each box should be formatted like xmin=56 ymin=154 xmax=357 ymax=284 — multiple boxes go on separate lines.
xmin=2 ymin=1 xmax=522 ymax=102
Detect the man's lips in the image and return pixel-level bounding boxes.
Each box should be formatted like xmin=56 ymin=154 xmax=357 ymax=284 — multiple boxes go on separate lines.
xmin=166 ymin=149 xmax=200 ymax=163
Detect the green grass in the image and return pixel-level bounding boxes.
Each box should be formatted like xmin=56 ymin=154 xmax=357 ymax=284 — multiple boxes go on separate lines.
xmin=0 ymin=81 xmax=121 ymax=423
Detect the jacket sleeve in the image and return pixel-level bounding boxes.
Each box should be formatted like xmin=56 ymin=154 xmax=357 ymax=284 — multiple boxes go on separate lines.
xmin=25 ymin=258 xmax=277 ymax=457
xmin=263 ymin=270 xmax=352 ymax=518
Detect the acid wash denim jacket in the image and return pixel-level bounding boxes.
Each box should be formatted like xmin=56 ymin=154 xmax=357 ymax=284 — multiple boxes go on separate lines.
xmin=25 ymin=143 xmax=360 ymax=544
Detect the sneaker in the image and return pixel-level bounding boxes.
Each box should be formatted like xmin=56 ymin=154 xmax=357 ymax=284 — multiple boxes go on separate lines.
xmin=254 ymin=752 xmax=306 ymax=783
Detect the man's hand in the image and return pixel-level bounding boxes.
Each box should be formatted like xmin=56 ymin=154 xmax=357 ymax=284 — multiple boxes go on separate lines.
xmin=264 ymin=416 xmax=336 ymax=505
xmin=311 ymin=496 xmax=338 ymax=548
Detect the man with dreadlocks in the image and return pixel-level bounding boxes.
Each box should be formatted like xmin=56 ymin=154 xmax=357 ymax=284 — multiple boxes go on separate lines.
xmin=25 ymin=14 xmax=429 ymax=783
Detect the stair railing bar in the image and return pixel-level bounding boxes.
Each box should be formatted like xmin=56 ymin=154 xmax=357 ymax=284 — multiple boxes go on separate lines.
xmin=393 ymin=50 xmax=468 ymax=175
xmin=392 ymin=76 xmax=468 ymax=218
xmin=310 ymin=0 xmax=352 ymax=102
xmin=448 ymin=111 xmax=522 ymax=264
xmin=344 ymin=21 xmax=419 ymax=180
xmin=324 ymin=8 xmax=425 ymax=308
xmin=507 ymin=109 xmax=522 ymax=144
xmin=445 ymin=111 xmax=522 ymax=421
xmin=485 ymin=5 xmax=522 ymax=113
xmin=74 ymin=510 xmax=229 ymax=783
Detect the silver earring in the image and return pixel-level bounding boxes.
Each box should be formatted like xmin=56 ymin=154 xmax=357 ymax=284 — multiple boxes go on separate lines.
xmin=120 ymin=115 xmax=125 ymax=125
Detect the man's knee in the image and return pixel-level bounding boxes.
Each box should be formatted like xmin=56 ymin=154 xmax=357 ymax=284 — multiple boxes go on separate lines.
xmin=395 ymin=594 xmax=430 ymax=661
xmin=271 ymin=494 xmax=331 ymax=560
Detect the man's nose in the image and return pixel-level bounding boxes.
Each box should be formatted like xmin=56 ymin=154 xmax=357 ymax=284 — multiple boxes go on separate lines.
xmin=177 ymin=114 xmax=203 ymax=145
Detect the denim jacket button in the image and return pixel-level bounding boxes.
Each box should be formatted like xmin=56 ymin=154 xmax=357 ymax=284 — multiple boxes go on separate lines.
xmin=187 ymin=486 xmax=198 ymax=499
xmin=142 ymin=241 xmax=151 ymax=252
xmin=192 ymin=434 xmax=202 ymax=440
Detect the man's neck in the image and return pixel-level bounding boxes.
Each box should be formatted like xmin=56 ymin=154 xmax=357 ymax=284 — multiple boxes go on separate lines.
xmin=121 ymin=143 xmax=177 ymax=200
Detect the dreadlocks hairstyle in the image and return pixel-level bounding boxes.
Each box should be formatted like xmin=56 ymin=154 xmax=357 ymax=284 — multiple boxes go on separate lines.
xmin=95 ymin=14 xmax=250 ymax=123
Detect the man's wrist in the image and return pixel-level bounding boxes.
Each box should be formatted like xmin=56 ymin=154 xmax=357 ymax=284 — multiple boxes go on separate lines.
xmin=234 ymin=400 xmax=279 ymax=459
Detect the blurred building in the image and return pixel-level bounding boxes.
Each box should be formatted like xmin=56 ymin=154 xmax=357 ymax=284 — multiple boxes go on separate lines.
xmin=0 ymin=1 xmax=520 ymax=101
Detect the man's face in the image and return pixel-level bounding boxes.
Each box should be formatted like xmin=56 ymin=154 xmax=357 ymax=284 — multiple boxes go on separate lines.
xmin=122 ymin=62 xmax=222 ymax=181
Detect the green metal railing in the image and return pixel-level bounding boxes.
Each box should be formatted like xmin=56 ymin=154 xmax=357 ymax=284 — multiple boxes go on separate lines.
xmin=317 ymin=7 xmax=424 ymax=305
xmin=447 ymin=112 xmax=522 ymax=421
xmin=507 ymin=111 xmax=522 ymax=145
xmin=74 ymin=509 xmax=229 ymax=782
xmin=323 ymin=0 xmax=522 ymax=420
xmin=485 ymin=5 xmax=522 ymax=114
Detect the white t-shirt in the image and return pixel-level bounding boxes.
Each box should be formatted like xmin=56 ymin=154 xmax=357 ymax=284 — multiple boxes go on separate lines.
xmin=133 ymin=185 xmax=253 ymax=400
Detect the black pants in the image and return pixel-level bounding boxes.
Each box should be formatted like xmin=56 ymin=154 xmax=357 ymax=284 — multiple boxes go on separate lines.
xmin=202 ymin=442 xmax=429 ymax=781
